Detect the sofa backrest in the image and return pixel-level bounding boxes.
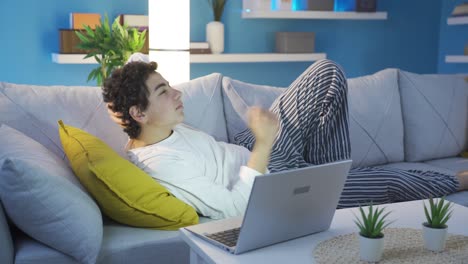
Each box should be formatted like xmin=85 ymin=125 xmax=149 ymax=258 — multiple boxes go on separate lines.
xmin=398 ymin=70 xmax=468 ymax=162
xmin=220 ymin=69 xmax=405 ymax=168
xmin=221 ymin=76 xmax=283 ymax=143
xmin=0 ymin=73 xmax=228 ymax=159
xmin=0 ymin=82 xmax=127 ymax=158
xmin=175 ymin=73 xmax=228 ymax=142
xmin=347 ymin=68 xmax=405 ymax=168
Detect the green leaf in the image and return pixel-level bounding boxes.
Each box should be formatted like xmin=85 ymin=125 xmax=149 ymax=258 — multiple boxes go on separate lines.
xmin=354 ymin=203 xmax=392 ymax=238
xmin=207 ymin=0 xmax=228 ymax=21
xmin=84 ymin=25 xmax=95 ymax=38
xmin=425 ymin=197 xmax=453 ymax=228
xmin=423 ymin=201 xmax=432 ymax=224
xmin=429 ymin=197 xmax=436 ymax=219
xmin=75 ymin=31 xmax=89 ymax=43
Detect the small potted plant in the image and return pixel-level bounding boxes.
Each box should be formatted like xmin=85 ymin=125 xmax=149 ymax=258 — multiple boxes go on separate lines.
xmin=75 ymin=14 xmax=147 ymax=85
xmin=422 ymin=196 xmax=453 ymax=252
xmin=354 ymin=203 xmax=392 ymax=262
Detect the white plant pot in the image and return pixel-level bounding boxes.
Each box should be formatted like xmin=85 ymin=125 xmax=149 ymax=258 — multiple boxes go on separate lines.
xmin=206 ymin=21 xmax=224 ymax=54
xmin=359 ymin=235 xmax=384 ymax=262
xmin=422 ymin=223 xmax=448 ymax=252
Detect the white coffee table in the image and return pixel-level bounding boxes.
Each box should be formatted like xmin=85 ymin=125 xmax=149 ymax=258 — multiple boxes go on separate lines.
xmin=179 ymin=200 xmax=468 ymax=264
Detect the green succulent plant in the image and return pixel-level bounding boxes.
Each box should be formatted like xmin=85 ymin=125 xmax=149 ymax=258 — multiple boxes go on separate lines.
xmin=75 ymin=14 xmax=147 ymax=85
xmin=206 ymin=0 xmax=228 ymax=21
xmin=423 ymin=196 xmax=453 ymax=229
xmin=354 ymin=203 xmax=392 ymax=238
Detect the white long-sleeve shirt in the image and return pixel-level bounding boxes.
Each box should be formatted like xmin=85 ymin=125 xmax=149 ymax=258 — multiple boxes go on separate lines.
xmin=127 ymin=124 xmax=264 ymax=219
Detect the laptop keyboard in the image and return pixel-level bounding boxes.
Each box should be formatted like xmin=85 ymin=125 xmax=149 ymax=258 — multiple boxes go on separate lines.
xmin=206 ymin=227 xmax=241 ymax=247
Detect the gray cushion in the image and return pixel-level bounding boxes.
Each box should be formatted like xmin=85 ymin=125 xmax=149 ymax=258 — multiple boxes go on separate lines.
xmin=380 ymin=162 xmax=456 ymax=176
xmin=0 ymin=201 xmax=13 ymax=264
xmin=446 ymin=191 xmax=468 ymax=207
xmin=221 ymin=76 xmax=284 ymax=143
xmin=16 ymin=217 xmax=214 ymax=264
xmin=399 ymin=70 xmax=468 ymax=162
xmin=0 ymin=82 xmax=128 ymax=158
xmin=424 ymin=157 xmax=468 ymax=174
xmin=0 ymin=125 xmax=102 ymax=264
xmin=15 ymin=232 xmax=78 ymax=264
xmin=175 ymin=73 xmax=229 ymax=142
xmin=348 ymin=69 xmax=404 ymax=168
xmin=0 ymin=74 xmax=229 ymax=159
xmin=381 ymin=161 xmax=468 ymax=207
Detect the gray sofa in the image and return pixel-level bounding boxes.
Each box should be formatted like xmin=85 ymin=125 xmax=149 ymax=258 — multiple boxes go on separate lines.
xmin=0 ymin=66 xmax=467 ymax=263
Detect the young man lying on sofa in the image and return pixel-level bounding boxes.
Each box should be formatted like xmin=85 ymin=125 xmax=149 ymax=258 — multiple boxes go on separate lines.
xmin=102 ymin=57 xmax=468 ymax=220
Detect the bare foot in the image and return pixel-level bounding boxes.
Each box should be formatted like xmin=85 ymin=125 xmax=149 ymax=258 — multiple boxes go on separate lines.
xmin=456 ymin=170 xmax=468 ymax=191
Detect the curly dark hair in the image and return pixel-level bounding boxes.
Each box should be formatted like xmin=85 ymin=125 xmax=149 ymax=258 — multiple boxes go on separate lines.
xmin=102 ymin=61 xmax=158 ymax=139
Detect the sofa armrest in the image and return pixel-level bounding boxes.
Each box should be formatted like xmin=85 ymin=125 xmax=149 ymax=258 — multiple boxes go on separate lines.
xmin=0 ymin=200 xmax=14 ymax=264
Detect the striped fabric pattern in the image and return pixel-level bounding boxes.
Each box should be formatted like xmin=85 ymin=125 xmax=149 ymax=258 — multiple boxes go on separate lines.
xmin=235 ymin=59 xmax=459 ymax=208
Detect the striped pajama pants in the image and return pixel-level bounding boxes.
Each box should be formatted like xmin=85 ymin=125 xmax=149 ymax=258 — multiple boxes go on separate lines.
xmin=234 ymin=59 xmax=459 ymax=208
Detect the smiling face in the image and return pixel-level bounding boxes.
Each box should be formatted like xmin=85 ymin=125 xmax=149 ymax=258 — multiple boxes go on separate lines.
xmin=141 ymin=72 xmax=184 ymax=128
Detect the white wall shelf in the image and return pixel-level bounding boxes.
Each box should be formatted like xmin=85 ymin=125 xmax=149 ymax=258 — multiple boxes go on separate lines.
xmin=52 ymin=53 xmax=327 ymax=64
xmin=445 ymin=55 xmax=468 ymax=63
xmin=447 ymin=16 xmax=468 ymax=25
xmin=190 ymin=53 xmax=326 ymax=63
xmin=52 ymin=53 xmax=97 ymax=64
xmin=242 ymin=10 xmax=387 ymax=20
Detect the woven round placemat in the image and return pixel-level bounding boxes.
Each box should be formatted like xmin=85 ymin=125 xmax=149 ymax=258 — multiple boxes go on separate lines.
xmin=314 ymin=228 xmax=468 ymax=263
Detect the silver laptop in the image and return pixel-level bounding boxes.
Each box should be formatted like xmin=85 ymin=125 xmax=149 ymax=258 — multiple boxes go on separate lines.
xmin=183 ymin=159 xmax=352 ymax=255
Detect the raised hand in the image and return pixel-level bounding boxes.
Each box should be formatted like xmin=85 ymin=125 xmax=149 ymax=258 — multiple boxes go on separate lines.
xmin=247 ymin=106 xmax=279 ymax=147
xmin=246 ymin=107 xmax=279 ymax=174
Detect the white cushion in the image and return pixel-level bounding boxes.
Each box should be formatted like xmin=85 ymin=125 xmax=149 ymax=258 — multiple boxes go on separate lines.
xmin=348 ymin=69 xmax=404 ymax=168
xmin=221 ymin=77 xmax=284 ymax=143
xmin=399 ymin=70 xmax=468 ymax=161
xmin=175 ymin=73 xmax=228 ymax=142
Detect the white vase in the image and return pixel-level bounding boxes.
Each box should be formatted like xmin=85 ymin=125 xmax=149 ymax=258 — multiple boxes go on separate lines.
xmin=422 ymin=223 xmax=448 ymax=252
xmin=359 ymin=235 xmax=384 ymax=262
xmin=206 ymin=21 xmax=224 ymax=54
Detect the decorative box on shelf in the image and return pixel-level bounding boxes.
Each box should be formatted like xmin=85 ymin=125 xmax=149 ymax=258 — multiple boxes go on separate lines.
xmin=275 ymin=32 xmax=315 ymax=53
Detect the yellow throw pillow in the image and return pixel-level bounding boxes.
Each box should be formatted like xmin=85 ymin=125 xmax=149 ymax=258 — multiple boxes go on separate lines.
xmin=462 ymin=151 xmax=468 ymax=158
xmin=58 ymin=120 xmax=198 ymax=230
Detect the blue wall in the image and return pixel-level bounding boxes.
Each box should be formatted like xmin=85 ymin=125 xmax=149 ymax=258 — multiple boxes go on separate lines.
xmin=0 ymin=0 xmax=147 ymax=86
xmin=0 ymin=0 xmax=445 ymax=87
xmin=438 ymin=0 xmax=468 ymax=74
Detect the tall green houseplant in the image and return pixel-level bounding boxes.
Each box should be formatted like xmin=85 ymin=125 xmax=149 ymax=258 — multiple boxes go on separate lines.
xmin=207 ymin=0 xmax=228 ymax=21
xmin=76 ymin=14 xmax=147 ymax=85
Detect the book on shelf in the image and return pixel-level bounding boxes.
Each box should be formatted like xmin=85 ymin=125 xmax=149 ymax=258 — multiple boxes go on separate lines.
xmin=69 ymin=13 xmax=101 ymax=29
xmin=190 ymin=42 xmax=211 ymax=54
xmin=59 ymin=29 xmax=87 ymax=54
xmin=451 ymin=2 xmax=468 ymax=17
xmin=119 ymin=14 xmax=148 ymax=31
xmin=59 ymin=29 xmax=149 ymax=54
xmin=190 ymin=48 xmax=212 ymax=54
xmin=190 ymin=42 xmax=209 ymax=49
